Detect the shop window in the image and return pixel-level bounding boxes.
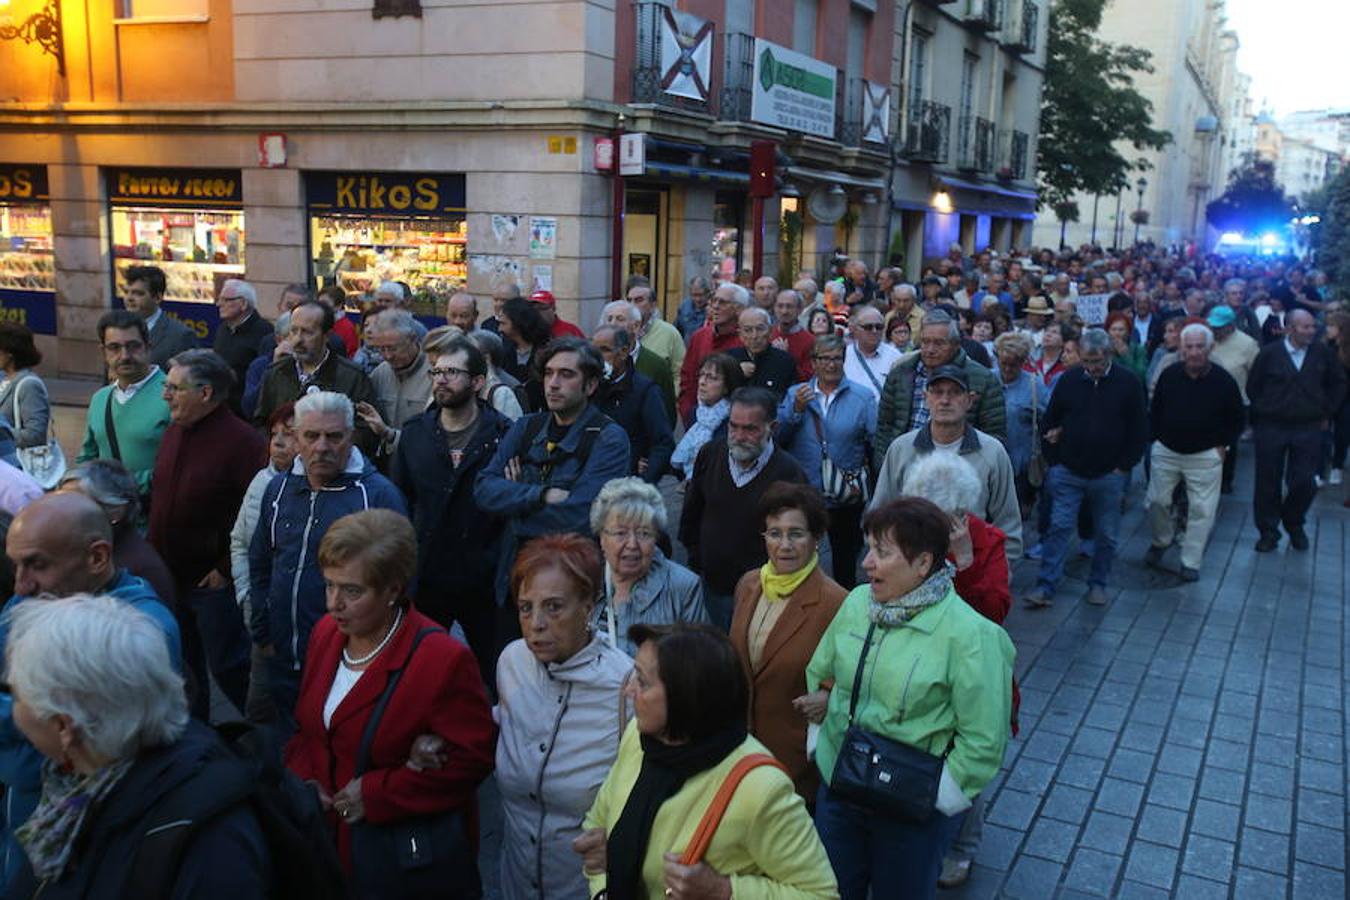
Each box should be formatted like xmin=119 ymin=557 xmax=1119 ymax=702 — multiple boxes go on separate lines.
xmin=712 ymin=192 xmax=744 ymax=282
xmin=0 ymin=165 xmax=58 ymax=335
xmin=373 ymin=0 xmax=422 ymax=19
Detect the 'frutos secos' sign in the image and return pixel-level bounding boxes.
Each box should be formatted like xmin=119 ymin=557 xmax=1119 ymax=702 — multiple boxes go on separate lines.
xmin=305 ymin=171 xmax=467 ymax=215
xmin=105 ymin=167 xmax=243 ymax=208
xmin=0 ymin=165 xmax=50 ymax=202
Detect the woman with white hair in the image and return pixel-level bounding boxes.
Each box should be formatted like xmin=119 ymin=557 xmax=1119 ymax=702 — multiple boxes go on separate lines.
xmin=4 ymin=596 xmax=269 ymax=898
xmin=590 ymin=477 xmax=707 ymax=656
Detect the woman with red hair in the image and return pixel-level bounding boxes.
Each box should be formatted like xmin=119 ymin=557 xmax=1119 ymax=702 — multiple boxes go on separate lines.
xmin=1105 ymin=311 xmax=1149 ymax=382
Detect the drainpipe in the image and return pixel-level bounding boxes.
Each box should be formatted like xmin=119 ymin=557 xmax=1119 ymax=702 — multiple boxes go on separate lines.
xmin=611 ymin=114 xmax=626 ymax=301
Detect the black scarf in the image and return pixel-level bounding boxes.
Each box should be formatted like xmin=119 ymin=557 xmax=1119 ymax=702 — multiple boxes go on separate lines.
xmin=606 ymin=726 xmax=747 ymax=900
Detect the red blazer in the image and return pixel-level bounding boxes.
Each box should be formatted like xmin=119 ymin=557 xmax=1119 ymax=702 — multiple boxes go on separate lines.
xmin=772 ymin=326 xmax=816 ymax=382
xmin=952 ymin=514 xmax=1010 ymax=625
xmin=284 ymin=609 xmax=496 ymax=866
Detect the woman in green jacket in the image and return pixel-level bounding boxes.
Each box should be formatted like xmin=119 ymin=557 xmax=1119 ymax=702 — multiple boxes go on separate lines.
xmin=801 ymin=496 xmax=1015 ymax=900
xmin=577 ymin=623 xmax=838 ymax=900
xmin=1106 ymin=312 xmax=1150 ymax=383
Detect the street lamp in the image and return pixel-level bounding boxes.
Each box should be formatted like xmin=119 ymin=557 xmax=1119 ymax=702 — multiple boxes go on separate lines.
xmin=0 ymin=0 xmax=64 ymax=75
xmin=1133 ymin=177 xmax=1148 ymax=245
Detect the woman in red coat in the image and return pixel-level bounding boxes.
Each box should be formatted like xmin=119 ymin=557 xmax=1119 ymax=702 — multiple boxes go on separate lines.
xmin=284 ymin=509 xmax=495 ymax=899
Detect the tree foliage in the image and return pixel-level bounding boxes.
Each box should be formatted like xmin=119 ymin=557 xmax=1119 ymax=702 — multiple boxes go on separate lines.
xmin=1316 ymin=166 xmax=1350 ymax=301
xmin=1205 ymin=156 xmax=1294 ymax=232
xmin=1038 ymin=0 xmax=1172 ymax=209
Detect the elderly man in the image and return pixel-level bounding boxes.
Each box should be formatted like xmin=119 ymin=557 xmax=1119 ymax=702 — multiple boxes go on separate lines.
xmin=78 ymin=310 xmax=172 ymax=504
xmin=149 ymin=349 xmax=266 ymax=718
xmin=679 ymin=282 xmax=747 ymax=421
xmin=1222 ymin=278 xmax=1262 ymax=340
xmin=794 ymin=277 xmax=821 ymax=326
xmin=678 ymin=386 xmax=806 ymax=629
xmin=0 ymin=492 xmax=182 ymax=888
xmin=728 ymin=307 xmax=798 ymax=401
xmin=884 ymin=283 xmax=925 ymax=344
xmin=254 ymin=300 xmax=378 ymax=455
xmin=752 ymin=275 xmax=779 ymax=311
xmin=122 ymin=264 xmax=198 ymax=369
xmin=355 ymin=309 xmax=432 ymax=458
xmin=871 ymin=365 xmax=1022 ymax=559
xmin=770 ymin=288 xmax=814 ymax=380
xmin=845 ymin=305 xmax=902 ymax=405
xmin=676 ymin=275 xmax=712 ymax=341
xmin=372 ymin=280 xmax=429 ymax=338
xmin=481 ymin=282 xmax=520 ymax=335
xmin=626 ymin=280 xmax=686 ymax=391
xmin=212 ymin=279 xmax=272 ymax=414
xmin=842 ymin=260 xmax=877 ymax=308
xmin=1206 ymin=305 xmax=1261 ymax=493
xmin=1145 ymin=324 xmax=1245 ymax=581
xmin=602 ymin=299 xmax=676 ymax=419
xmin=875 ymin=310 xmax=1005 ymax=467
xmin=592 ymin=325 xmax=674 ymax=484
xmin=249 ymin=391 xmax=406 ymax=732
xmin=1024 ymin=329 xmax=1147 ymax=609
xmin=446 ymin=291 xmax=480 ymax=332
xmin=476 ymin=339 xmax=630 ymax=607
xmin=1247 ymin=309 xmax=1347 ymax=552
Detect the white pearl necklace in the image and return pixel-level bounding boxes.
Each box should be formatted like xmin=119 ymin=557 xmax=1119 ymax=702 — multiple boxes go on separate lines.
xmin=342 ymin=608 xmax=404 ymax=667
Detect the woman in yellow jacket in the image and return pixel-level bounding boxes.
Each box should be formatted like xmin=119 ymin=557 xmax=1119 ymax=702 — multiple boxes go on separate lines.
xmin=575 ymin=623 xmax=838 ymax=900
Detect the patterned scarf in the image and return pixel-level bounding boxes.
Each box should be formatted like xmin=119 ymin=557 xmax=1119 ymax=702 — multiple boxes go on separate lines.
xmin=868 ymin=561 xmax=955 ymax=628
xmin=670 ymin=398 xmax=730 ymax=475
xmin=17 ymin=757 xmax=135 ymax=880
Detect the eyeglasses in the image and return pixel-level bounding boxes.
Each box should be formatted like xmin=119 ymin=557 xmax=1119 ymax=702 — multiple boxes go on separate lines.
xmin=853 ymin=323 xmax=884 ymax=332
xmin=812 ymin=355 xmax=844 ymax=364
xmin=763 ymin=529 xmax=811 ymax=544
xmin=429 ymin=366 xmax=471 ymax=381
xmin=602 ymin=527 xmax=657 ymax=544
xmin=102 ymin=341 xmax=145 ymax=354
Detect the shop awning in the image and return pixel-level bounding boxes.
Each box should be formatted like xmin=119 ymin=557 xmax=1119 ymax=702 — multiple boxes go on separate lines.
xmin=784 ymin=166 xmax=887 ymax=192
xmin=938 ymin=176 xmax=1038 ymax=203
xmin=642 ymin=161 xmax=749 ymax=186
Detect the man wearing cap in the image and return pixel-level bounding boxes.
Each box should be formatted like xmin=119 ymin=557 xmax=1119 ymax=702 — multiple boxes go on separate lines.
xmin=871 ymin=364 xmax=1022 ymax=559
xmin=1144 ymin=322 xmax=1245 ymax=581
xmin=1206 ymin=304 xmax=1261 ymax=493
xmin=529 ymin=290 xmax=585 ymax=340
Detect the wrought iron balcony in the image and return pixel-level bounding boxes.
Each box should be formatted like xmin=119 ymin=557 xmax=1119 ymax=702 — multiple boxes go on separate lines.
xmin=632 ymin=2 xmax=715 ymax=112
xmin=836 ymin=78 xmax=864 ymax=148
xmin=1008 ymin=0 xmax=1038 ymax=53
xmin=957 ymin=116 xmax=994 ymax=171
xmin=998 ymin=129 xmax=1029 ymax=180
xmin=899 ymin=100 xmax=951 ymax=164
xmin=962 ymin=0 xmax=1002 ymax=32
xmin=720 ymin=32 xmax=756 ymax=123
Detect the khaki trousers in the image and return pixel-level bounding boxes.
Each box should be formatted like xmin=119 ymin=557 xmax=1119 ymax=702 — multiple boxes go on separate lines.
xmin=1147 ymin=443 xmax=1223 ymax=569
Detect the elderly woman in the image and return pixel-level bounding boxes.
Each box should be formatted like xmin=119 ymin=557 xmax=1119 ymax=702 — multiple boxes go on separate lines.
xmin=4 ymin=596 xmax=269 ymax=898
xmin=57 ymin=459 xmax=177 ymax=612
xmin=495 ymin=533 xmax=632 ymax=900
xmin=729 ymin=482 xmax=845 ymax=803
xmin=670 ymin=352 xmax=743 ymax=479
xmin=1147 ymin=315 xmax=1184 ymax=394
xmin=886 ymin=315 xmax=913 ymax=352
xmin=576 ymin=623 xmax=838 ymax=900
xmin=994 ymin=331 xmax=1047 ymax=511
xmin=1026 ymin=322 xmax=1075 ymax=387
xmin=285 ymin=509 xmax=494 ymax=898
xmin=1106 ymin=311 xmax=1149 ymax=382
xmin=803 ymin=497 xmax=1014 ymax=900
xmin=808 ymin=307 xmax=837 ymax=338
xmin=591 ymin=477 xmax=707 ymax=654
xmin=777 ymin=334 xmax=876 ymax=587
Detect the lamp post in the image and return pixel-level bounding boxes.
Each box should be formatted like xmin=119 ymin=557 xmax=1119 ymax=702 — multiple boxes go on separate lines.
xmin=1133 ymin=176 xmax=1148 ymax=245
xmin=1112 ymin=189 xmax=1124 ymax=250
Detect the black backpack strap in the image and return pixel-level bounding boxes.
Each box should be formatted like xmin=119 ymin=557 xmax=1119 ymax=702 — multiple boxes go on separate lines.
xmin=127 ymin=755 xmax=258 ymax=898
xmin=355 ymin=626 xmax=441 ymax=776
xmin=103 ymin=391 xmax=124 ymax=462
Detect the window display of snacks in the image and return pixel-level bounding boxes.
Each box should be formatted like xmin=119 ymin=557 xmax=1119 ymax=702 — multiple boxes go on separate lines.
xmin=311 ymin=215 xmax=467 ymax=306
xmin=0 ymin=204 xmax=55 ymax=292
xmin=109 ymin=207 xmax=245 ymax=304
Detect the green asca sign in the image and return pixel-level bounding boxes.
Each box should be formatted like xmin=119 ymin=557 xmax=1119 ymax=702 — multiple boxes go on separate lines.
xmin=757 ymin=47 xmax=833 ymax=100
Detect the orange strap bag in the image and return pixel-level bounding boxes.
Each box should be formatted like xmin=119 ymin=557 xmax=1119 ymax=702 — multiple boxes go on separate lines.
xmin=678 ymin=754 xmax=787 ymax=866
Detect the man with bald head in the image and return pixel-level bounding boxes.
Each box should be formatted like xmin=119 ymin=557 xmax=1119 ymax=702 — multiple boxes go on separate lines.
xmin=0 ymin=492 xmax=182 ymax=887
xmin=1247 ymin=308 xmax=1347 ymax=552
xmin=752 ymin=275 xmax=779 ymax=311
xmin=446 ymin=292 xmax=479 ymax=332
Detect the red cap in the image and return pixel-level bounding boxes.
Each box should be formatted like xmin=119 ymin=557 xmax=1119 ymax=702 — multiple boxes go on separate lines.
xmin=529 ymin=290 xmax=556 ymax=307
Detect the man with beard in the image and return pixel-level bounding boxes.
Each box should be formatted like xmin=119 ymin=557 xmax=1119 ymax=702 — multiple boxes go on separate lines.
xmin=392 ymin=337 xmax=510 ymax=684
xmin=678 ymin=386 xmax=806 ymax=629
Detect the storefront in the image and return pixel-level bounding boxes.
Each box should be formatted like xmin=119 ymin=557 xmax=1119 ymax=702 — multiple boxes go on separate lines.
xmin=0 ymin=165 xmax=57 ymax=335
xmin=106 ymin=166 xmax=246 ymax=341
xmin=305 ymin=171 xmax=467 ymax=322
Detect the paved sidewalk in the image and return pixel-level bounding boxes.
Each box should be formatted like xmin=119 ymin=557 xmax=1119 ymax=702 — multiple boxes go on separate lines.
xmin=952 ymin=460 xmax=1348 ymax=899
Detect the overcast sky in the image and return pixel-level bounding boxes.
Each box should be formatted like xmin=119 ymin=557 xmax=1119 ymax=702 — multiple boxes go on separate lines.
xmin=1224 ymin=0 xmax=1350 ymax=116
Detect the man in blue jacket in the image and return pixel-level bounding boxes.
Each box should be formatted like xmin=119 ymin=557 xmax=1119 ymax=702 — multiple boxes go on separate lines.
xmin=249 ymin=390 xmax=406 ymax=736
xmin=0 ymin=492 xmax=181 ymax=890
xmin=475 ymin=338 xmax=630 ymax=618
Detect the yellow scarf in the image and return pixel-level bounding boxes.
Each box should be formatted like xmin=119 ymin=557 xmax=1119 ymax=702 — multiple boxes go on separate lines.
xmin=759 ymin=553 xmax=819 ymax=603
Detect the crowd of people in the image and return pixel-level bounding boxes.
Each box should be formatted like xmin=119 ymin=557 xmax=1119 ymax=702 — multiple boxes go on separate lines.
xmin=0 ymin=239 xmax=1341 ymax=899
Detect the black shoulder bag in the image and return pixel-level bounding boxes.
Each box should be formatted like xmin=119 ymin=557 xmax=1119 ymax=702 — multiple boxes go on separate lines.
xmin=828 ymin=621 xmax=948 ymax=823
xmin=349 ymin=627 xmax=482 ymax=900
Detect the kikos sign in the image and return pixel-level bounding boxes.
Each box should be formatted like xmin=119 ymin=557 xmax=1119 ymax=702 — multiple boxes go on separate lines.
xmin=305 ymin=171 xmax=467 ymax=215
xmin=0 ymin=165 xmax=50 ymax=202
xmin=106 ymin=167 xmax=243 ymax=207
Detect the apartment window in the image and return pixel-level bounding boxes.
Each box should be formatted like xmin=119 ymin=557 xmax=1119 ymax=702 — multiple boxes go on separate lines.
xmin=960 ymin=54 xmax=977 ymax=122
xmin=373 ymin=0 xmax=422 ymax=18
xmin=793 ymin=0 xmax=817 ymax=55
xmin=116 ymin=0 xmax=208 ymax=19
xmin=726 ymin=0 xmax=755 ymax=35
xmin=846 ymin=7 xmax=869 ymax=81
xmin=908 ymin=31 xmax=928 ymax=117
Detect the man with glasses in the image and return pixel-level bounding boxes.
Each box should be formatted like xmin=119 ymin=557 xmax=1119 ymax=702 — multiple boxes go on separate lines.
xmin=77 ymin=310 xmax=172 ymax=509
xmin=843 ymin=305 xmax=900 ymax=406
xmin=254 ymin=300 xmax=378 ymax=455
xmin=392 ymin=337 xmax=510 ymax=683
xmin=727 ymin=307 xmax=798 ymax=402
xmin=355 ymin=309 xmax=432 ymax=459
xmin=212 ymin=278 xmax=272 ymax=414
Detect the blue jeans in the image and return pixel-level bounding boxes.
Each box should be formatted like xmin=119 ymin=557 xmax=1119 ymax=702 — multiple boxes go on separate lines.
xmin=1037 ymin=466 xmax=1126 ymax=594
xmin=816 ymin=784 xmax=961 ymax=900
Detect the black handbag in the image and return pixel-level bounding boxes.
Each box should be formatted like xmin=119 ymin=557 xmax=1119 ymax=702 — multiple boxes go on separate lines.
xmin=349 ymin=627 xmax=481 ymax=900
xmin=828 ymin=621 xmax=947 ymax=823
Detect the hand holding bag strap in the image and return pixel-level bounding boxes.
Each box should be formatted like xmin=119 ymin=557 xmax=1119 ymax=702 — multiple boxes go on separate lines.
xmin=678 ymin=754 xmax=787 ymax=866
xmin=354 ymin=626 xmax=441 ymax=777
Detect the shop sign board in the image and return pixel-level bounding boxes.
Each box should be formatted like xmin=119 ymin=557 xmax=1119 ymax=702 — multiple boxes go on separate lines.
xmin=305 ymin=171 xmax=467 ymax=215
xmin=0 ymin=291 xmax=57 ymax=336
xmin=619 ymin=134 xmax=646 ymax=177
xmin=106 ymin=167 xmax=242 ymax=208
xmin=0 ymin=165 xmax=49 ymax=202
xmin=750 ymin=39 xmax=836 ymax=139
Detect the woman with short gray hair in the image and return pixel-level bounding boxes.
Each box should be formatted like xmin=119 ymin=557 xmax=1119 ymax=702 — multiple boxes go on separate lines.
xmin=3 ymin=595 xmax=269 ymax=897
xmin=589 ymin=477 xmax=707 ymax=655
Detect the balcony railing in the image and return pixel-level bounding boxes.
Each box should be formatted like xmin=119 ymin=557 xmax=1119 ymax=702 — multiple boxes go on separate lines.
xmin=632 ymin=2 xmax=714 ymax=111
xmin=900 ymin=100 xmax=951 ymax=163
xmin=1005 ymin=0 xmax=1037 ymax=53
xmin=836 ymin=78 xmax=864 ymax=147
xmin=962 ymin=0 xmax=1002 ymax=32
xmin=720 ymin=32 xmax=756 ymax=123
xmin=957 ymin=116 xmax=994 ymax=171
xmin=998 ymin=129 xmax=1029 ymax=180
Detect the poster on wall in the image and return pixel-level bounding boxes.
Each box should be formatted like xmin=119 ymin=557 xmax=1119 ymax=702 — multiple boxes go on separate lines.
xmin=529 ymin=216 xmax=557 ymax=259
xmin=749 ymin=38 xmax=836 ymax=139
xmin=532 ymin=265 xmax=553 ymax=292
